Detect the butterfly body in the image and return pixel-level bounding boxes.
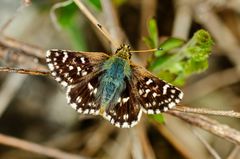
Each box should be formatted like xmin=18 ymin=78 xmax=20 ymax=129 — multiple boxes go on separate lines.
xmin=46 ymin=44 xmax=183 ymax=128
xmin=100 ymin=56 xmax=131 ymax=108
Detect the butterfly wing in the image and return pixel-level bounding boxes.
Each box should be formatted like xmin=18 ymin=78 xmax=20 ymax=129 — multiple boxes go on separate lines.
xmin=46 ymin=49 xmax=109 ymax=115
xmin=103 ymin=79 xmax=142 ymax=128
xmin=46 ymin=49 xmax=109 ymax=87
xmin=131 ymin=64 xmax=183 ymax=114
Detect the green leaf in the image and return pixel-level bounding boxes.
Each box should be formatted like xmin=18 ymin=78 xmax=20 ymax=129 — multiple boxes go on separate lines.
xmin=148 ymin=29 xmax=213 ymax=86
xmin=56 ymin=3 xmax=87 ymax=50
xmin=148 ymin=114 xmax=165 ymax=124
xmin=85 ymin=0 xmax=102 ymax=11
xmin=144 ymin=18 xmax=159 ymax=48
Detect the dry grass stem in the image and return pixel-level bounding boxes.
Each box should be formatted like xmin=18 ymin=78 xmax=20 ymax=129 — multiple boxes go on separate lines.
xmin=168 ymin=110 xmax=240 ymax=145
xmin=174 ymin=105 xmax=240 ymax=118
xmin=0 ymin=133 xmax=89 ymax=159
xmin=73 ymin=0 xmax=120 ymax=49
xmin=193 ymin=129 xmax=221 ymax=159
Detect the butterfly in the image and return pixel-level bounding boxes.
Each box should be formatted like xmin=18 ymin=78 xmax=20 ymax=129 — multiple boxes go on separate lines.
xmin=46 ymin=44 xmax=183 ymax=128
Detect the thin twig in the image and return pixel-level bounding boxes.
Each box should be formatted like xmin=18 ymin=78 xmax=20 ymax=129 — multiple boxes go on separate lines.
xmin=152 ymin=122 xmax=199 ymax=159
xmin=174 ymin=105 xmax=240 ymax=118
xmin=72 ymin=0 xmax=120 ymax=48
xmin=0 ymin=36 xmax=45 ymax=59
xmin=227 ymin=146 xmax=240 ymax=159
xmin=193 ymin=129 xmax=221 ymax=159
xmin=0 ymin=67 xmax=49 ymax=76
xmin=136 ymin=123 xmax=156 ymax=159
xmin=130 ymin=128 xmax=144 ymax=159
xmin=101 ymin=0 xmax=125 ymax=46
xmin=80 ymin=122 xmax=115 ymax=156
xmin=168 ymin=110 xmax=240 ymax=145
xmin=0 ymin=133 xmax=89 ymax=159
xmin=0 ymin=0 xmax=30 ymax=34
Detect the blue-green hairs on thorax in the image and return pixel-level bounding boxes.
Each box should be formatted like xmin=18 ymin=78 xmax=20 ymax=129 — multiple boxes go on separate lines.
xmin=98 ymin=44 xmax=132 ymax=107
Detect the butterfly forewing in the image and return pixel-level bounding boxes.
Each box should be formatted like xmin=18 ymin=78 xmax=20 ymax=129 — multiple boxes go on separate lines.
xmin=46 ymin=50 xmax=109 ymax=115
xmin=46 ymin=49 xmax=109 ymax=87
xmin=103 ymin=79 xmax=142 ymax=128
xmin=131 ymin=65 xmax=183 ymax=114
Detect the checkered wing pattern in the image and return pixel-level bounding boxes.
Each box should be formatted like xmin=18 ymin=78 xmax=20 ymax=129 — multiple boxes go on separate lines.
xmin=46 ymin=49 xmax=109 ymax=114
xmin=131 ymin=64 xmax=183 ymax=114
xmin=103 ymin=79 xmax=142 ymax=128
xmin=46 ymin=49 xmax=109 ymax=87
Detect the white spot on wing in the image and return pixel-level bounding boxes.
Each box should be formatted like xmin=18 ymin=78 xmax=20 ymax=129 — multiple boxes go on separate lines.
xmin=122 ymin=97 xmax=129 ymax=103
xmin=163 ymin=107 xmax=168 ymax=111
xmin=168 ymin=102 xmax=175 ymax=108
xmin=51 ymin=72 xmax=57 ymax=76
xmin=77 ymin=67 xmax=81 ymax=75
xmin=62 ymin=52 xmax=68 ymax=63
xmin=70 ymin=103 xmax=77 ymax=109
xmin=46 ymin=50 xmax=51 ymax=57
xmin=93 ymin=88 xmax=97 ymax=94
xmin=76 ymin=96 xmax=82 ymax=103
xmin=163 ymin=84 xmax=170 ymax=95
xmin=80 ymin=57 xmax=85 ymax=63
xmin=61 ymin=81 xmax=68 ymax=87
xmin=179 ymin=92 xmax=184 ymax=99
xmin=88 ymin=83 xmax=94 ymax=90
xmin=147 ymin=109 xmax=154 ymax=114
xmin=69 ymin=65 xmax=74 ymax=70
xmin=122 ymin=122 xmax=130 ymax=128
xmin=46 ymin=58 xmax=51 ymax=62
xmin=153 ymin=92 xmax=157 ymax=97
xmin=146 ymin=79 xmax=153 ymax=85
xmin=55 ymin=77 xmax=61 ymax=82
xmin=82 ymin=71 xmax=87 ymax=76
xmin=48 ymin=63 xmax=54 ymax=71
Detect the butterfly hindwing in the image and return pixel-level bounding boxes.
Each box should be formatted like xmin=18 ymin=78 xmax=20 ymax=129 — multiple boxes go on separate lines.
xmin=131 ymin=64 xmax=183 ymax=114
xmin=66 ymin=71 xmax=102 ymax=115
xmin=103 ymin=79 xmax=142 ymax=128
xmin=46 ymin=49 xmax=109 ymax=87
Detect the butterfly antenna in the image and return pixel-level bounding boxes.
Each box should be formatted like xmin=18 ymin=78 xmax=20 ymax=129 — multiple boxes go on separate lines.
xmin=130 ymin=47 xmax=163 ymax=53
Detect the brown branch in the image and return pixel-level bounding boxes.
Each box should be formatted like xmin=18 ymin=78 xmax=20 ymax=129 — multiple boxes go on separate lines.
xmin=0 ymin=36 xmax=45 ymax=59
xmin=0 ymin=0 xmax=30 ymax=34
xmin=0 ymin=133 xmax=89 ymax=159
xmin=101 ymin=0 xmax=125 ymax=46
xmin=72 ymin=0 xmax=120 ymax=49
xmin=0 ymin=67 xmax=49 ymax=76
xmin=174 ymin=105 xmax=240 ymax=118
xmin=227 ymin=146 xmax=240 ymax=159
xmin=0 ymin=36 xmax=46 ymax=70
xmin=167 ymin=110 xmax=240 ymax=145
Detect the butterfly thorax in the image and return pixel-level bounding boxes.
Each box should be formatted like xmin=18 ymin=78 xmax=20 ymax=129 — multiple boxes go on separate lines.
xmin=99 ymin=55 xmax=131 ymax=107
xmin=115 ymin=44 xmax=131 ymax=60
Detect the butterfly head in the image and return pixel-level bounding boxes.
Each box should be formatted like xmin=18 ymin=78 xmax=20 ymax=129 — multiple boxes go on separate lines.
xmin=115 ymin=44 xmax=131 ymax=60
